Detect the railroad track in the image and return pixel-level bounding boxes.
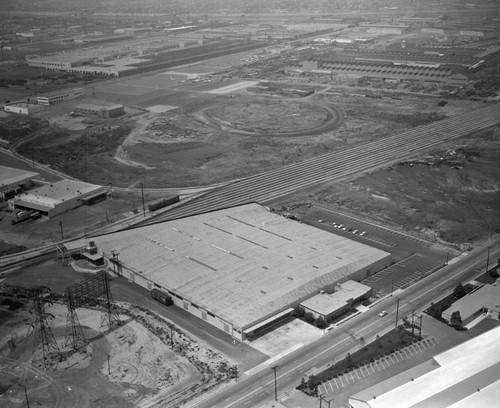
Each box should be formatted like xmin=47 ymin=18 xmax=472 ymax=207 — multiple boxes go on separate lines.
xmin=138 ymin=104 xmax=500 ymax=225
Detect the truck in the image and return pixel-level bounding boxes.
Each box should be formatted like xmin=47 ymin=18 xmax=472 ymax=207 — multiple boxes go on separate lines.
xmin=147 ymin=195 xmax=180 ymax=212
xmin=151 ymin=289 xmax=173 ymax=306
xmin=11 ymin=210 xmax=34 ymax=225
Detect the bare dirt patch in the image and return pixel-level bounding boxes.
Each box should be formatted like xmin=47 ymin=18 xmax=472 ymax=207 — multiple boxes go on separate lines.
xmin=277 ymin=128 xmax=500 ymax=248
xmin=0 ymin=299 xmax=236 ymax=408
xmin=10 ymin=90 xmax=486 ymax=189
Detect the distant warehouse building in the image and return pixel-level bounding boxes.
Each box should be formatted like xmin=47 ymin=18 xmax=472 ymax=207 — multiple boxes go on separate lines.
xmin=65 ymin=203 xmax=391 ymax=340
xmin=75 ymin=103 xmax=124 ymax=118
xmin=4 ymin=103 xmax=44 ymax=115
xmin=37 ymin=88 xmax=83 ymax=105
xmin=9 ymin=179 xmax=107 ymax=218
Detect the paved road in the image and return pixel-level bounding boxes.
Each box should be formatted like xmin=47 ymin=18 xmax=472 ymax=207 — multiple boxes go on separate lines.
xmin=193 ymin=243 xmax=499 ymax=408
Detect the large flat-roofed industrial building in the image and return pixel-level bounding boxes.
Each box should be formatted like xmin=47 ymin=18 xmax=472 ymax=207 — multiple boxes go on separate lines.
xmin=76 ymin=203 xmax=391 ymax=340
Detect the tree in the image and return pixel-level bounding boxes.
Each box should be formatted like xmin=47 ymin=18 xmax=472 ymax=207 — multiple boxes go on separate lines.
xmin=450 ymin=311 xmax=462 ymax=328
xmin=293 ymin=307 xmax=305 ymax=318
xmin=315 ymin=316 xmax=327 ymax=329
xmin=345 ymin=352 xmax=353 ymax=367
xmin=307 ymin=375 xmax=316 ymax=391
xmin=453 ymin=283 xmax=466 ymax=299
xmin=305 ymin=312 xmax=315 ymax=324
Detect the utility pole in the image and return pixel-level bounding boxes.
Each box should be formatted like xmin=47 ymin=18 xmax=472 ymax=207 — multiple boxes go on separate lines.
xmin=24 ymin=385 xmax=30 ymax=408
xmin=418 ymin=314 xmax=423 ymax=340
xmin=395 ymin=297 xmax=400 ymax=329
xmin=59 ymin=220 xmax=64 ymax=240
xmin=271 ymin=365 xmax=278 ymax=401
xmin=170 ymin=324 xmax=174 ymax=350
xmin=140 ymin=182 xmax=146 ymax=217
xmin=411 ymin=310 xmax=415 ymax=336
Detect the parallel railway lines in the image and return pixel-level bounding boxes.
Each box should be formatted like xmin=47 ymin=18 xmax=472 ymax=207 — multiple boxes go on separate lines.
xmin=140 ymin=104 xmax=500 ymax=225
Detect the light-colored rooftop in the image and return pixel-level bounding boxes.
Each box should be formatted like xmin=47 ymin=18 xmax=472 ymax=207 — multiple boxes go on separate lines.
xmin=442 ymin=283 xmax=500 ymax=321
xmin=349 ymin=325 xmax=500 ymax=408
xmin=13 ymin=180 xmax=103 ymax=208
xmin=88 ymin=203 xmax=390 ymax=329
xmin=0 ymin=166 xmax=40 ymax=189
xmin=77 ymin=102 xmax=124 ymax=111
xmin=300 ymin=280 xmax=372 ymax=316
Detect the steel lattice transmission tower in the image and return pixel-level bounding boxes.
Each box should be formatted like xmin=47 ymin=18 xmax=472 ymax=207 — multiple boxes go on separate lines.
xmin=30 ymin=287 xmax=62 ymax=368
xmin=65 ymin=288 xmax=88 ymax=351
xmin=100 ymin=271 xmax=120 ymax=329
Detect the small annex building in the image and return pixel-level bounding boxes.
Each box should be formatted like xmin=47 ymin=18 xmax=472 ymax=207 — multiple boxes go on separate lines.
xmin=75 ymin=102 xmax=124 ymax=118
xmin=348 ymin=325 xmax=500 ymax=408
xmin=300 ymin=280 xmax=372 ymax=321
xmin=442 ymin=283 xmax=500 ymax=326
xmin=9 ymin=179 xmax=107 ymax=218
xmin=0 ymin=165 xmax=40 ymax=202
xmin=66 ymin=203 xmax=391 ymax=340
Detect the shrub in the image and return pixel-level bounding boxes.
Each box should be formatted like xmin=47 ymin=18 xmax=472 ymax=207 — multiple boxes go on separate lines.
xmin=305 ymin=312 xmax=315 ymax=324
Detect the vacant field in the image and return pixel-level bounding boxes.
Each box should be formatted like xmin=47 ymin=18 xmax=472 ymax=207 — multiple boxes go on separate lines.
xmin=0 ymin=299 xmax=234 ymax=408
xmin=13 ymin=84 xmax=474 ymax=189
xmin=278 ymin=127 xmax=500 ymax=247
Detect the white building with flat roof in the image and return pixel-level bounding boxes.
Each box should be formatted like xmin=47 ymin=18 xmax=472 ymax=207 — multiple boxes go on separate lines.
xmin=0 ymin=166 xmax=40 ymax=201
xmin=300 ymin=280 xmax=373 ymax=321
xmin=70 ymin=203 xmax=391 ymax=340
xmin=9 ymin=179 xmax=106 ymax=217
xmin=37 ymin=88 xmax=83 ymax=105
xmin=349 ymin=325 xmax=500 ymax=408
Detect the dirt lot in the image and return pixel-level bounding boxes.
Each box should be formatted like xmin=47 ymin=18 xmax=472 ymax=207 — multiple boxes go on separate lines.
xmin=9 ymin=85 xmax=481 ymax=189
xmin=0 ymin=296 xmax=235 ymax=408
xmin=275 ymin=127 xmax=500 ymax=248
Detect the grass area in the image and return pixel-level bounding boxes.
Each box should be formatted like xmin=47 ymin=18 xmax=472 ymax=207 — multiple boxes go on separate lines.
xmin=17 ymin=123 xmax=133 ymax=181
xmin=0 ymin=240 xmax=28 ymax=257
xmin=298 ymin=328 xmax=418 ymax=395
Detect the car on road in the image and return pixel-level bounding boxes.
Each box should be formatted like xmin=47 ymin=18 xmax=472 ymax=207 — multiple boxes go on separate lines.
xmin=379 ymin=311 xmax=388 ymax=317
xmin=318 ymin=219 xmax=324 ymax=223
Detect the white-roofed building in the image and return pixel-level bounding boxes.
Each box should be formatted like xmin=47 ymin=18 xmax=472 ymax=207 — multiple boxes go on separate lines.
xmin=300 ymin=280 xmax=373 ymax=321
xmin=442 ymin=283 xmax=500 ymax=325
xmin=0 ymin=166 xmax=40 ymax=201
xmin=9 ymin=179 xmax=106 ymax=217
xmin=348 ymin=325 xmax=500 ymax=408
xmin=74 ymin=203 xmax=391 ymax=340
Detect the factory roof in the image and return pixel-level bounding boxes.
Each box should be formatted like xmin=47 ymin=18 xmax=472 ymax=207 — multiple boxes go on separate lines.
xmin=13 ymin=179 xmax=103 ymax=208
xmin=0 ymin=166 xmax=40 ymax=190
xmin=349 ymin=325 xmax=500 ymax=408
xmin=300 ymin=280 xmax=372 ymax=316
xmin=86 ymin=203 xmax=390 ymax=329
xmin=77 ymin=102 xmax=124 ymax=111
